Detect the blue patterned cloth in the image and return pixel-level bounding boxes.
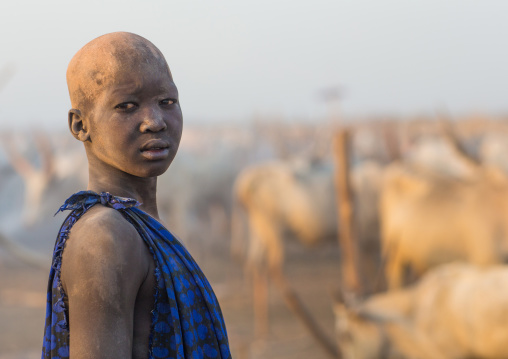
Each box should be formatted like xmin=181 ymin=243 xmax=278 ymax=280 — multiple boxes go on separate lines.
xmin=42 ymin=191 xmax=231 ymax=359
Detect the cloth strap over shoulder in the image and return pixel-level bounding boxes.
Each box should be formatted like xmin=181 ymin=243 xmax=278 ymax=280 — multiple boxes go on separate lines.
xmin=54 ymin=190 xmax=141 ymax=215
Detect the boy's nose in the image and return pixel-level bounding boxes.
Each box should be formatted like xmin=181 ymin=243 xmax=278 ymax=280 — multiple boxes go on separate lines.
xmin=139 ymin=107 xmax=167 ymax=133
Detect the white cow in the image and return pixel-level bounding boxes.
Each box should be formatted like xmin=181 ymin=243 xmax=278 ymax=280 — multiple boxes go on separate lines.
xmin=380 ymin=161 xmax=508 ymax=289
xmin=335 ymin=262 xmax=508 ymax=359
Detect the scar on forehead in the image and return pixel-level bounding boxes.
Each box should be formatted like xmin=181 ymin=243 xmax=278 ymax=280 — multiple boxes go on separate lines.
xmin=67 ymin=32 xmax=171 ymax=111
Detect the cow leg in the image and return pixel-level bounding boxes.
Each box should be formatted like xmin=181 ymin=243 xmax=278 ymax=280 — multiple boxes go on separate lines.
xmin=230 ymin=198 xmax=246 ymax=263
xmin=247 ymin=210 xmax=283 ymax=337
xmin=246 ymin=228 xmax=270 ymax=336
xmin=385 ymin=242 xmax=405 ymax=290
xmin=253 ymin=266 xmax=269 ymax=337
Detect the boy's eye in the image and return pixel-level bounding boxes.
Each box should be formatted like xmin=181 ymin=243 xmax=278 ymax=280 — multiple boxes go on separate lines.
xmin=160 ymin=99 xmax=176 ymax=106
xmin=115 ymin=102 xmax=137 ymax=111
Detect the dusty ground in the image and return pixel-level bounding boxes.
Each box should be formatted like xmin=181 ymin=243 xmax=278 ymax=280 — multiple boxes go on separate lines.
xmin=0 ymin=238 xmax=345 ymax=359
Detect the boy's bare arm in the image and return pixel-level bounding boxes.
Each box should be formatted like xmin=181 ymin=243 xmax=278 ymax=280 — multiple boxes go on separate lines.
xmin=61 ymin=206 xmax=151 ymax=359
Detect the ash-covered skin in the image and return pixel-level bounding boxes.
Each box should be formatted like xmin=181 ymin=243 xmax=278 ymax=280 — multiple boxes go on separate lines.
xmin=55 ymin=32 xmax=186 ymax=359
xmin=67 ymin=32 xmax=170 ymax=114
xmin=66 ymin=31 xmax=183 ymax=186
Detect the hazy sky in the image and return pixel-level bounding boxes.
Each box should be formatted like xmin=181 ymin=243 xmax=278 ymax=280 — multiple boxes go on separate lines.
xmin=1 ymin=0 xmax=507 ymax=130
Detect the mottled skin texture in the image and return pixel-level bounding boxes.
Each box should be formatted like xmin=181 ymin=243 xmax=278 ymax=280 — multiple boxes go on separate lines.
xmin=60 ymin=32 xmax=183 ymax=359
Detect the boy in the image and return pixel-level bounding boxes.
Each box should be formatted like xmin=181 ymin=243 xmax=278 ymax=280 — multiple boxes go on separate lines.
xmin=41 ymin=32 xmax=231 ymax=359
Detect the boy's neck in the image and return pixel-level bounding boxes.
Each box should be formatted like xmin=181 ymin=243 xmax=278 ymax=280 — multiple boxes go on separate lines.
xmin=87 ymin=166 xmax=160 ymax=220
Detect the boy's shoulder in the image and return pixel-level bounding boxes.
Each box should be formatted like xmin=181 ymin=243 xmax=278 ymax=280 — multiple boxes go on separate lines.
xmin=68 ymin=204 xmax=141 ymax=252
xmin=58 ymin=204 xmax=156 ymax=358
xmin=61 ymin=204 xmax=152 ymax=291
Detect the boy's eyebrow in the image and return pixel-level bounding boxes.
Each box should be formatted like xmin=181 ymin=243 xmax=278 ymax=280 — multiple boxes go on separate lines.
xmin=109 ymin=82 xmax=178 ymax=97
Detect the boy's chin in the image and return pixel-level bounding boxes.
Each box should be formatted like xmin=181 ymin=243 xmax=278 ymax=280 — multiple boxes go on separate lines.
xmin=131 ymin=162 xmax=172 ymax=178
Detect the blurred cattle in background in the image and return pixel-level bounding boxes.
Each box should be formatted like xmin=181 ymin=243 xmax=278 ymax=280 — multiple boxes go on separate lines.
xmin=479 ymin=131 xmax=508 ymax=173
xmin=403 ymin=136 xmax=475 ymax=178
xmin=231 ymin=148 xmax=385 ymax=337
xmin=380 ymin=119 xmax=508 ymax=289
xmin=0 ymin=131 xmax=87 ymax=228
xmin=0 ymin=130 xmax=87 ymax=267
xmin=1 ymin=132 xmax=56 ymax=227
xmin=334 ymin=262 xmax=508 ymax=359
xmin=231 ymin=120 xmax=390 ymax=272
xmin=231 ymin=158 xmax=385 ymax=274
xmin=232 ymin=159 xmax=337 ymax=271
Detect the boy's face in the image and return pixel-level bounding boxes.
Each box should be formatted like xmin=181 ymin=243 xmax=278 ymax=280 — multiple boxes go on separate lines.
xmin=84 ymin=61 xmax=183 ymax=178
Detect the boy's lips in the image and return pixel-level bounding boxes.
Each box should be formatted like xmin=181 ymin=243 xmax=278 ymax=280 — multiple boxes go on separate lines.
xmin=140 ymin=139 xmax=170 ymax=160
xmin=140 ymin=139 xmax=170 ymax=151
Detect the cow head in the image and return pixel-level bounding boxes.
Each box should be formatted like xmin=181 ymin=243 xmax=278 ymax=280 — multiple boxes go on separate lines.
xmin=334 ymin=301 xmax=391 ymax=359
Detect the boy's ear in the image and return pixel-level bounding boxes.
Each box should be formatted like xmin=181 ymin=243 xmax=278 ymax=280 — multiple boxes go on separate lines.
xmin=68 ymin=109 xmax=90 ymax=142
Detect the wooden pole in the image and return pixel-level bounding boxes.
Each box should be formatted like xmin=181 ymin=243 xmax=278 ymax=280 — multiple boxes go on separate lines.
xmin=332 ymin=129 xmax=362 ymax=294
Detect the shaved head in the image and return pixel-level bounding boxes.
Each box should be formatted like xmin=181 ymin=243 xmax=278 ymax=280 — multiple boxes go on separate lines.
xmin=67 ymin=32 xmax=171 ymax=114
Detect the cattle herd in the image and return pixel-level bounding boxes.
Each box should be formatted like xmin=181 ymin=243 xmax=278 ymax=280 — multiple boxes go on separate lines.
xmin=2 ymin=115 xmax=508 ymax=358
